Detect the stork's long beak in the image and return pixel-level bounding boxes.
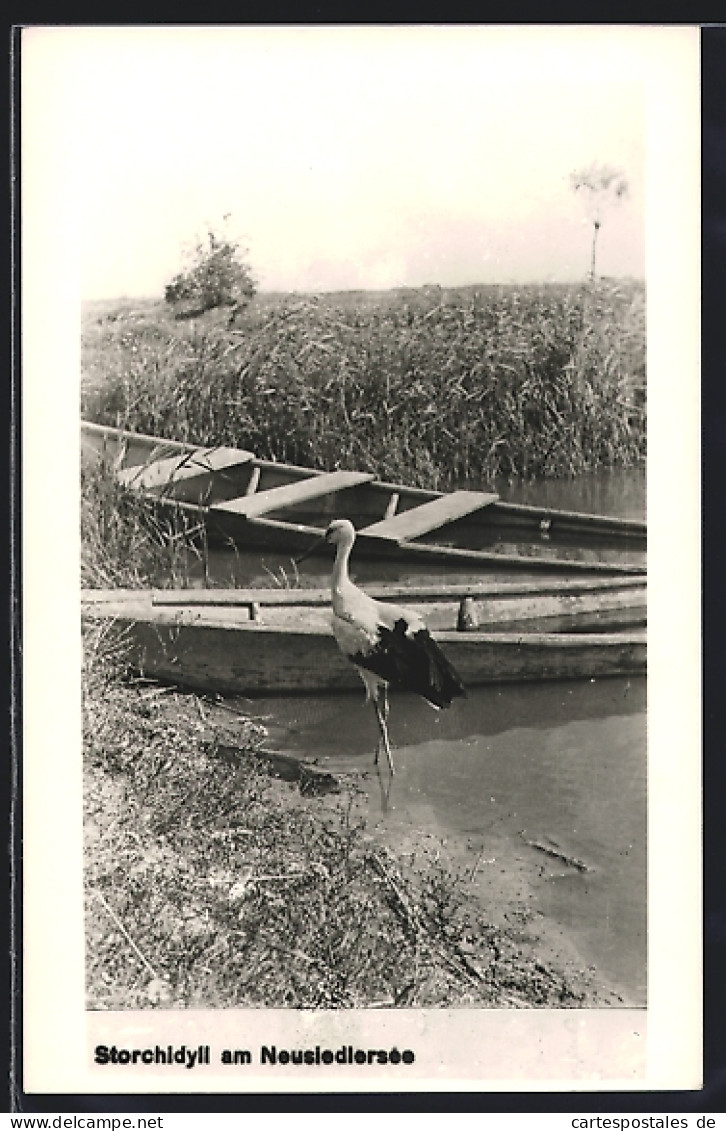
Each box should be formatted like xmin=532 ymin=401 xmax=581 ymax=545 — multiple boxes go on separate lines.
xmin=294 ymin=534 xmax=326 ymax=566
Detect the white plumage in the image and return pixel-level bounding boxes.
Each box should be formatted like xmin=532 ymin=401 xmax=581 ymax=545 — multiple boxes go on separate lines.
xmin=322 ymin=519 xmax=466 ymax=775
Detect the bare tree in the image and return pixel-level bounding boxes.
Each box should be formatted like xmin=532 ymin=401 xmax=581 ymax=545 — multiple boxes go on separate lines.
xmin=570 ymin=163 xmax=629 ymax=281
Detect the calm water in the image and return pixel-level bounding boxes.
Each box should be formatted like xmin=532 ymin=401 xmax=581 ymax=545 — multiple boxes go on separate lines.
xmin=227 ymin=467 xmax=648 ymax=1003
xmin=248 ymin=676 xmax=646 ymax=1005
xmin=493 ymin=466 xmax=646 ymax=522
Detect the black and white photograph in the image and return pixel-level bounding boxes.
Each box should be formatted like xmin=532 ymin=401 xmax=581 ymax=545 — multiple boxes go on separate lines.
xmin=20 ymin=25 xmax=701 ymax=1096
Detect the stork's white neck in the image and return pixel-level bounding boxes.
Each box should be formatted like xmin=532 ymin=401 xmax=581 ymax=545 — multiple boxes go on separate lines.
xmin=331 ymin=531 xmax=357 ymax=611
xmin=332 ymin=538 xmax=352 ymax=590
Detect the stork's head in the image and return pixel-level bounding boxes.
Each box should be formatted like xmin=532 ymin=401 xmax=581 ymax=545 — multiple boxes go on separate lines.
xmin=295 ymin=518 xmax=356 ymax=565
xmin=324 ymin=518 xmax=356 ymax=548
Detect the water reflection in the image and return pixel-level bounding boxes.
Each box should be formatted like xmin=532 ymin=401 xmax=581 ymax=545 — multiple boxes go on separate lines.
xmin=493 ymin=465 xmax=646 ymax=522
xmin=248 ymin=676 xmax=646 ymax=1004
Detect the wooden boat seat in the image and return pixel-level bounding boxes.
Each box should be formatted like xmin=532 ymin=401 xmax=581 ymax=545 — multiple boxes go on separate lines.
xmin=117 ymin=447 xmax=255 ymax=495
xmin=361 ymin=490 xmax=499 ymax=542
xmin=215 ymin=470 xmax=375 ymax=518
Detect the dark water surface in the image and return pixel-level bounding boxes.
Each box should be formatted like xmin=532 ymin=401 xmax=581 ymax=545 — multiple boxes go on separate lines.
xmin=229 ymin=467 xmax=648 ymax=1003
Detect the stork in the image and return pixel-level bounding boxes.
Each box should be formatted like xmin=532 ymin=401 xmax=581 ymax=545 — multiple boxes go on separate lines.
xmin=303 ymin=519 xmax=466 ymax=775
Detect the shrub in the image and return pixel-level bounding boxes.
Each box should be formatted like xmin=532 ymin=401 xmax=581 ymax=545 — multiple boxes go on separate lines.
xmin=164 ymin=221 xmax=256 ymax=320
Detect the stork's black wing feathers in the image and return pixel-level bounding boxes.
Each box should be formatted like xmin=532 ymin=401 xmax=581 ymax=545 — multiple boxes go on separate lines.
xmin=351 ymin=618 xmax=466 ymax=707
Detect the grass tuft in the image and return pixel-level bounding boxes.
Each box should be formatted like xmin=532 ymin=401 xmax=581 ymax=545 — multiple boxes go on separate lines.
xmin=81 ymin=457 xmax=208 ymax=589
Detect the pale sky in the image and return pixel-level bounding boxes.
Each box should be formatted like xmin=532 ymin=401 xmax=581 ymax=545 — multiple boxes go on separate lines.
xmin=22 ymin=25 xmax=689 ymax=300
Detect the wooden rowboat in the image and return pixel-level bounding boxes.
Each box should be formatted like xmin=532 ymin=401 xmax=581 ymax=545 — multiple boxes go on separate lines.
xmin=82 ymin=577 xmax=646 ymax=696
xmin=81 ymin=421 xmax=646 ymax=576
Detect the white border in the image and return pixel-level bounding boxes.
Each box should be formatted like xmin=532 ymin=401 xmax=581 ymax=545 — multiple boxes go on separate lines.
xmin=21 ymin=25 xmax=701 ymax=1094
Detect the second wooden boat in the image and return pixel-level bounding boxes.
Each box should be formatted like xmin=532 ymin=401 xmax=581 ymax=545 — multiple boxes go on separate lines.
xmin=82 ymin=577 xmax=647 ymax=696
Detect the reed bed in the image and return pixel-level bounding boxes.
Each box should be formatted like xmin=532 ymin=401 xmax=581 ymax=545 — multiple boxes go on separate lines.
xmin=82 ymin=281 xmax=645 ymax=490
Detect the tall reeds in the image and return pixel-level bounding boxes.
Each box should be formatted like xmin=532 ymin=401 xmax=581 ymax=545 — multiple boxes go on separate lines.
xmin=81 ymin=456 xmax=208 ymax=589
xmin=82 ymin=281 xmax=645 ymax=490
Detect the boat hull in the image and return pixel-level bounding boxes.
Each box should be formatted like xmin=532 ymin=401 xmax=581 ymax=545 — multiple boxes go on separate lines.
xmin=83 ymin=589 xmax=646 ymax=696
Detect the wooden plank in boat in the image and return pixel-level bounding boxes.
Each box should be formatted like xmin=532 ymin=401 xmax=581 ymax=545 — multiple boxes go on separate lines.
xmin=362 ymin=490 xmax=499 ymax=542
xmin=145 ymin=575 xmax=645 ymax=608
xmin=215 ymin=470 xmax=375 ymax=518
xmin=117 ymin=447 xmax=254 ymax=494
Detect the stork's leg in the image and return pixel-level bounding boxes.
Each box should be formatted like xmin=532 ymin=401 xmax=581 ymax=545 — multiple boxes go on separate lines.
xmin=377 ymin=765 xmax=393 ymax=814
xmin=373 ymin=687 xmax=395 ymax=776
